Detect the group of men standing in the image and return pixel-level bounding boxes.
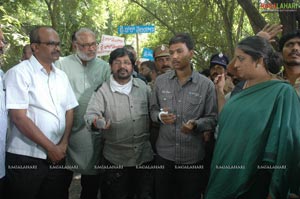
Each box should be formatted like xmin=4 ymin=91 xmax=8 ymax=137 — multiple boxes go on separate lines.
xmin=0 ymin=25 xmax=216 ymax=199
xmin=0 ymin=24 xmax=299 ymax=199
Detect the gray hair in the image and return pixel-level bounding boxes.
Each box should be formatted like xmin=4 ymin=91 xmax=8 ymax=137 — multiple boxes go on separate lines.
xmin=74 ymin=28 xmax=96 ymax=41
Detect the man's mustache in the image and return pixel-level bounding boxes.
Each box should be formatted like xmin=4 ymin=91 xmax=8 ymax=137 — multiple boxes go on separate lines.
xmin=117 ymin=68 xmax=128 ymax=73
xmin=289 ymin=51 xmax=300 ymax=57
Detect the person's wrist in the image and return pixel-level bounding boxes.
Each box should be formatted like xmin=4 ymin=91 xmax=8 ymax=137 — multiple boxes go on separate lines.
xmin=216 ymin=87 xmax=225 ymax=94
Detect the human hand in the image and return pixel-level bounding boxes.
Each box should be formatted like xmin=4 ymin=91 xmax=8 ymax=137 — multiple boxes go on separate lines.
xmin=47 ymin=144 xmax=66 ymax=164
xmin=289 ymin=193 xmax=300 ymax=199
xmin=159 ymin=107 xmax=176 ymax=125
xmin=57 ymin=141 xmax=68 ymax=154
xmin=93 ymin=116 xmax=111 ymax=130
xmin=181 ymin=120 xmax=196 ymax=134
xmin=257 ymin=24 xmax=282 ymax=43
xmin=214 ymin=74 xmax=225 ymax=93
xmin=202 ymin=131 xmax=212 ymax=142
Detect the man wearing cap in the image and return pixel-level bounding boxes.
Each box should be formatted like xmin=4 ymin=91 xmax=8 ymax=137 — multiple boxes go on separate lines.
xmin=153 ymin=44 xmax=172 ymax=74
xmin=209 ymin=53 xmax=234 ymax=95
xmin=150 ymin=44 xmax=173 ymax=154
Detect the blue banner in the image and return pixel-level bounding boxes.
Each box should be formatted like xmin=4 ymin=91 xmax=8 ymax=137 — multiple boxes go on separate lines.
xmin=141 ymin=48 xmax=154 ymax=61
xmin=118 ymin=25 xmax=155 ymax=34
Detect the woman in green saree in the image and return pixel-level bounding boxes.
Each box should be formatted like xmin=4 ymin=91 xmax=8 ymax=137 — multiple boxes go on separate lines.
xmin=205 ymin=36 xmax=300 ymax=199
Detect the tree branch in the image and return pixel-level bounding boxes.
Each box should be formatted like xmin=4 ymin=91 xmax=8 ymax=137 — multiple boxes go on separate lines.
xmin=130 ymin=0 xmax=176 ymax=35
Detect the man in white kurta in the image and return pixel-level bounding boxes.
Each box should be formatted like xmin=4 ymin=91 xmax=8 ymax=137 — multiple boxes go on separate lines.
xmin=56 ymin=28 xmax=110 ymax=199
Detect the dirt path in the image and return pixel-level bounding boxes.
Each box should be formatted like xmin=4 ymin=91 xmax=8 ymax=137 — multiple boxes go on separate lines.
xmin=69 ymin=174 xmax=81 ymax=199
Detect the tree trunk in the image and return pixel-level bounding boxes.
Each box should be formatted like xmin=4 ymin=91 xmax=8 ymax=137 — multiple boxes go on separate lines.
xmin=237 ymin=0 xmax=267 ymax=34
xmin=239 ymin=0 xmax=299 ymax=35
xmin=271 ymin=0 xmax=299 ymax=34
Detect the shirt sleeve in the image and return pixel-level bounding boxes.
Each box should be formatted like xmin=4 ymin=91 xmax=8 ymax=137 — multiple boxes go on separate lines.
xmin=64 ymin=75 xmax=78 ymax=111
xmin=103 ymin=62 xmax=111 ymax=81
xmin=84 ymin=88 xmax=105 ymax=131
xmin=150 ymin=81 xmax=161 ymax=123
xmin=194 ymin=81 xmax=218 ymax=133
xmin=4 ymin=67 xmax=30 ymax=109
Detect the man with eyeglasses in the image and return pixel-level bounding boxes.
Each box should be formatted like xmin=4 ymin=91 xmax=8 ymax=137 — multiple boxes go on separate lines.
xmin=56 ymin=28 xmax=110 ymax=199
xmin=0 ymin=27 xmax=8 ymax=199
xmin=153 ymin=44 xmax=172 ymax=74
xmin=4 ymin=26 xmax=78 ymax=199
xmin=84 ymin=48 xmax=153 ymax=199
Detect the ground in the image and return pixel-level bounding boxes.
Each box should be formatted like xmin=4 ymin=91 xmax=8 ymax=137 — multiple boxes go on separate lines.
xmin=69 ymin=174 xmax=81 ymax=199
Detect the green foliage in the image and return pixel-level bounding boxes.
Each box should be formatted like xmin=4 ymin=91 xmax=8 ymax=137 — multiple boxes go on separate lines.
xmin=0 ymin=0 xmax=281 ymax=72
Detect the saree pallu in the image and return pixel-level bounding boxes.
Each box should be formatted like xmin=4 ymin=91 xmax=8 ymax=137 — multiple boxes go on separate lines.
xmin=205 ymin=80 xmax=300 ymax=199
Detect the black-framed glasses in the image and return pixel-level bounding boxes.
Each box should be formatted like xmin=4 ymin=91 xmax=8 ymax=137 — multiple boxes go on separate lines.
xmin=36 ymin=41 xmax=61 ymax=47
xmin=76 ymin=42 xmax=97 ymax=48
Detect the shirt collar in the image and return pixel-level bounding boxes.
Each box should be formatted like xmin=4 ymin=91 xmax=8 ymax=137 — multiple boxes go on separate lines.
xmin=168 ymin=69 xmax=198 ymax=84
xmin=30 ymin=55 xmax=56 ymax=74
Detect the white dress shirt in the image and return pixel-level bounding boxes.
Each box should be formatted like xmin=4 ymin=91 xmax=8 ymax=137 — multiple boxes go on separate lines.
xmin=4 ymin=56 xmax=78 ymax=159
xmin=0 ymin=70 xmax=7 ymax=178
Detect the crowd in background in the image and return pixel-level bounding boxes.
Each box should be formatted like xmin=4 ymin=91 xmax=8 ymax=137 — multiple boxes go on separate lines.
xmin=0 ymin=24 xmax=299 ymax=199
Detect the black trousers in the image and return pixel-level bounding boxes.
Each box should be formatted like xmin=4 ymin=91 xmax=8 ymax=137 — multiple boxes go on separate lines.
xmin=80 ymin=174 xmax=102 ymax=199
xmin=5 ymin=152 xmax=73 ymax=199
xmin=101 ymin=158 xmax=153 ymax=199
xmin=0 ymin=176 xmax=5 ymax=199
xmin=155 ymin=155 xmax=206 ymax=199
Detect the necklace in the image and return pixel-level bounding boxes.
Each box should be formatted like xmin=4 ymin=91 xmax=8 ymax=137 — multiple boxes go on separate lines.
xmin=243 ymin=75 xmax=272 ymax=89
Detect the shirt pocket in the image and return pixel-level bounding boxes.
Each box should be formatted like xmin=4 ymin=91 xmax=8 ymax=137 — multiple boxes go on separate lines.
xmin=158 ymin=92 xmax=173 ymax=109
xmin=113 ymin=100 xmax=130 ymax=122
xmin=132 ymin=98 xmax=148 ymax=117
xmin=184 ymin=93 xmax=203 ymax=117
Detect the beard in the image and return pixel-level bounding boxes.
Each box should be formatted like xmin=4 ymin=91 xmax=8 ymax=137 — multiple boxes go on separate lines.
xmin=284 ymin=59 xmax=300 ymax=67
xmin=77 ymin=50 xmax=96 ymax=61
xmin=115 ymin=68 xmax=132 ymax=80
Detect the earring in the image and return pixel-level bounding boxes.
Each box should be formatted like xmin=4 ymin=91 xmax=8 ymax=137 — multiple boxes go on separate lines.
xmin=256 ymin=64 xmax=261 ymax=68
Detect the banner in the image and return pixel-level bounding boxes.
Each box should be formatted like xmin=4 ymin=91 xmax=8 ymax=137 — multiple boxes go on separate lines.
xmin=118 ymin=25 xmax=155 ymax=34
xmin=97 ymin=35 xmax=125 ymax=56
xmin=141 ymin=48 xmax=154 ymax=61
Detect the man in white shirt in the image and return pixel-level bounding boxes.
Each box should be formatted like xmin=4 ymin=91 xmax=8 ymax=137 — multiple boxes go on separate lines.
xmin=4 ymin=26 xmax=78 ymax=199
xmin=0 ymin=27 xmax=7 ymax=199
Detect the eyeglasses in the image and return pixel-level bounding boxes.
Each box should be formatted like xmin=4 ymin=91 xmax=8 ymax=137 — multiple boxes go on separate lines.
xmin=36 ymin=41 xmax=60 ymax=47
xmin=112 ymin=60 xmax=132 ymax=66
xmin=76 ymin=42 xmax=97 ymax=48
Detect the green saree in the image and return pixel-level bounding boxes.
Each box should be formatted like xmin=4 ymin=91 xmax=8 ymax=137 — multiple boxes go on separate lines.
xmin=205 ymin=80 xmax=300 ymax=199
